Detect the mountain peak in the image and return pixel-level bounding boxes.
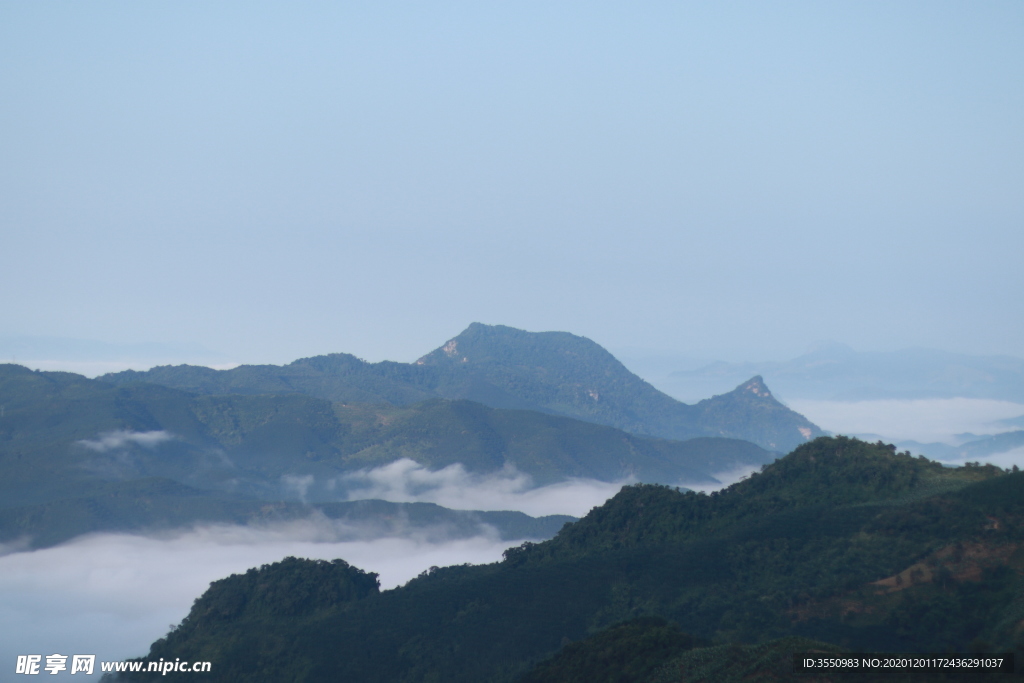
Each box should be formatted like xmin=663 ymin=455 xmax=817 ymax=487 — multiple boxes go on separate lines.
xmin=414 ymin=323 xmax=616 ymax=370
xmin=739 ymin=375 xmax=772 ymax=398
xmin=695 ymin=375 xmax=823 ymax=451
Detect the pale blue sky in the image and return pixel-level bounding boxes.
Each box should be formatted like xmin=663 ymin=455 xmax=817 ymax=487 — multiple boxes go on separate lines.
xmin=2 ymin=1 xmax=1022 ymax=364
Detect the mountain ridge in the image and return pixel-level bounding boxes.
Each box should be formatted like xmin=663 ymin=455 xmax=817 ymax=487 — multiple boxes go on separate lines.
xmin=101 ymin=323 xmax=823 ymax=452
xmin=0 ymin=362 xmax=774 ymax=522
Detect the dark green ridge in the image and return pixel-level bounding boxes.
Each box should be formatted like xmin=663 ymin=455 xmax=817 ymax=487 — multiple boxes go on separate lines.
xmin=516 ymin=616 xmax=709 ymax=683
xmin=112 ymin=438 xmax=1024 ymax=682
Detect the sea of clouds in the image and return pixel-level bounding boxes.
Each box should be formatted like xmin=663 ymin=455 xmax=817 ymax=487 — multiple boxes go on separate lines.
xmin=0 ymin=465 xmax=658 ymax=681
xmin=0 ymin=458 xmax=758 ymax=680
xmin=336 ymin=459 xmax=629 ymax=517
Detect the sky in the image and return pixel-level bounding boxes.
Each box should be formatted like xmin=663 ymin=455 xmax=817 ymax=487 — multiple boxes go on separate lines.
xmin=2 ymin=1 xmax=1022 ymax=366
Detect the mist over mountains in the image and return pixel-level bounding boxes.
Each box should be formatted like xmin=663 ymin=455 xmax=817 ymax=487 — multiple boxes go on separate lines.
xmin=626 ymin=342 xmax=1024 ymax=466
xmin=102 ymin=323 xmax=822 ymax=454
xmin=0 ymin=323 xmax=818 ymax=556
xmin=10 ymin=322 xmax=1024 ymax=562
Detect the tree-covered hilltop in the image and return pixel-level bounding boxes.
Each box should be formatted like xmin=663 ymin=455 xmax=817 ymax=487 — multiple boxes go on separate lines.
xmin=113 ymin=438 xmax=1024 ymax=682
xmin=100 ymin=323 xmax=824 ymax=452
xmin=184 ymin=556 xmax=381 ymax=623
xmin=138 ymin=558 xmax=382 ymax=682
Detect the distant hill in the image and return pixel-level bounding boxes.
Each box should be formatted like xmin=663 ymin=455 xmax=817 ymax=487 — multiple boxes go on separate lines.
xmin=112 ymin=438 xmax=1024 ymax=682
xmin=0 ymin=363 xmax=773 ymax=507
xmin=661 ymin=342 xmax=1024 ymax=402
xmin=101 ymin=323 xmax=823 ymax=452
xmin=331 ymin=399 xmax=772 ymax=486
xmin=899 ymin=430 xmax=1024 ymax=462
xmin=0 ymin=334 xmax=232 ymax=377
xmin=0 ymin=478 xmax=574 ymax=550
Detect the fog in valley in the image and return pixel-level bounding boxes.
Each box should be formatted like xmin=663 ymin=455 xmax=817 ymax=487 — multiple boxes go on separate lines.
xmin=2 ymin=463 xmax=658 ymax=680
xmin=338 ymin=459 xmax=628 ymax=517
xmin=0 ymin=517 xmax=553 ymax=680
xmin=0 ymin=452 xmax=802 ymax=678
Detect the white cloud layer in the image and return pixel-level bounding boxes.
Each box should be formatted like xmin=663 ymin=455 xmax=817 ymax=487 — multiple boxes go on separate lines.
xmin=339 ymin=459 xmax=628 ymax=518
xmin=77 ymin=430 xmax=174 ymax=452
xmin=282 ymin=474 xmax=315 ymax=503
xmin=788 ymin=398 xmax=1024 ymax=445
xmin=0 ymin=520 xmax=527 ymax=680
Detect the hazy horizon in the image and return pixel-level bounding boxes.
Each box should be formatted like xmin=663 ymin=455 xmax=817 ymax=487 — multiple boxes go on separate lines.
xmin=4 ymin=327 xmax=1024 ymax=377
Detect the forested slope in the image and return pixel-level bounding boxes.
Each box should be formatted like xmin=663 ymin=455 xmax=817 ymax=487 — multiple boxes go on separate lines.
xmin=114 ymin=438 xmax=1024 ymax=682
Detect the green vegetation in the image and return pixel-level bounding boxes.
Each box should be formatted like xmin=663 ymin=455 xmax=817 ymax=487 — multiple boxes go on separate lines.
xmin=643 ymin=636 xmax=1002 ymax=682
xmin=517 ymin=616 xmax=707 ymax=683
xmin=101 ymin=323 xmax=823 ymax=452
xmin=112 ymin=438 xmax=1024 ymax=682
xmin=648 ymin=637 xmax=845 ymax=683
